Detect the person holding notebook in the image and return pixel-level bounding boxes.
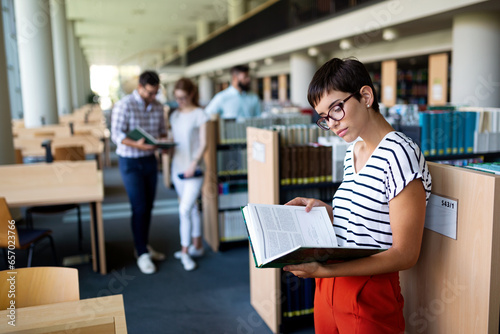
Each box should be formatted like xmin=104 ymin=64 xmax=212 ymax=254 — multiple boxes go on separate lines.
xmin=111 ymin=70 xmax=167 ymax=274
xmin=284 ymin=58 xmax=432 ymax=333
xmin=169 ymin=78 xmax=209 ymax=271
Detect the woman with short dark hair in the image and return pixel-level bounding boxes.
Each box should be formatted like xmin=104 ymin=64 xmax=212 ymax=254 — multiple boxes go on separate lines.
xmin=285 ymin=58 xmax=432 ymax=333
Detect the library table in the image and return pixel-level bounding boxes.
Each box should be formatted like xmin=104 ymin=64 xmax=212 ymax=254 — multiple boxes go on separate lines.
xmin=0 ymin=294 xmax=127 ymax=333
xmin=0 ymin=160 xmax=108 ymax=274
xmin=14 ymin=135 xmax=105 ymax=168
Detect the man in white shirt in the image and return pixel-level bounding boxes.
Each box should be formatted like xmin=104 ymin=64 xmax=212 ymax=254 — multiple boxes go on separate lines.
xmin=205 ymin=65 xmax=261 ymax=119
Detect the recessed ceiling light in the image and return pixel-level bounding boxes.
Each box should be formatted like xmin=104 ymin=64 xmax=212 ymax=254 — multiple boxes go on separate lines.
xmin=264 ymin=57 xmax=273 ymax=65
xmin=249 ymin=61 xmax=258 ymax=69
xmin=382 ymin=28 xmax=398 ymax=41
xmin=307 ymin=47 xmax=319 ymax=57
xmin=339 ymin=39 xmax=352 ymax=50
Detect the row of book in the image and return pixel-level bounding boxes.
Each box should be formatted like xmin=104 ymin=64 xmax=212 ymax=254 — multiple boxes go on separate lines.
xmin=218 ymin=192 xmax=248 ymax=210
xmin=217 ymin=148 xmax=247 ymax=176
xmin=419 ymin=107 xmax=500 ymax=156
xmin=280 ymin=145 xmax=332 ymax=186
xmin=269 ymin=124 xmax=336 ymax=147
xmin=464 ymin=162 xmax=500 ymax=175
xmin=218 ymin=210 xmax=248 ymax=242
xmin=282 ymin=273 xmax=315 ymax=318
xmin=218 ymin=114 xmax=312 ymax=144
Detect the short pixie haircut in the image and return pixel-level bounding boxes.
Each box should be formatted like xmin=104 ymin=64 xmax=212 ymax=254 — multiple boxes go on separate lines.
xmin=307 ymin=58 xmax=379 ymax=113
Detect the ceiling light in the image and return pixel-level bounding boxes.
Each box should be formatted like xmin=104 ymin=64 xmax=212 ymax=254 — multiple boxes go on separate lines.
xmin=264 ymin=57 xmax=273 ymax=65
xmin=248 ymin=61 xmax=258 ymax=69
xmin=339 ymin=39 xmax=352 ymax=50
xmin=307 ymin=47 xmax=319 ymax=57
xmin=382 ymin=28 xmax=398 ymax=41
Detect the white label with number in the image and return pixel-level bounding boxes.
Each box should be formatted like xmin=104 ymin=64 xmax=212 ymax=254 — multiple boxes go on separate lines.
xmin=424 ymin=194 xmax=458 ymax=239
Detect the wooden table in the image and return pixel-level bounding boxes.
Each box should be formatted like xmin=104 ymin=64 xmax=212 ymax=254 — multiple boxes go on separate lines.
xmin=14 ymin=135 xmax=105 ymax=168
xmin=0 ymin=161 xmax=107 ymax=274
xmin=0 ymin=295 xmax=127 ymax=333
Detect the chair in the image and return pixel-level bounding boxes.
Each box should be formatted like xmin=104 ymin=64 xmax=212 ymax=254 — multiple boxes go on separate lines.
xmin=0 ymin=197 xmax=57 ymax=268
xmin=26 ymin=145 xmax=85 ymax=251
xmin=0 ymin=267 xmax=79 ymax=309
xmin=14 ymin=148 xmax=23 ymax=164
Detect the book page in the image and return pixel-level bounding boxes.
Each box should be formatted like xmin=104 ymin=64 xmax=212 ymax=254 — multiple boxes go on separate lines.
xmin=248 ymin=204 xmax=337 ymax=263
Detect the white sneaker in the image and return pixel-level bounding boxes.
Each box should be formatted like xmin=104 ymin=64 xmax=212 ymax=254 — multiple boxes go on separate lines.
xmin=180 ymin=253 xmax=196 ymax=271
xmin=188 ymin=244 xmax=204 ymax=257
xmin=174 ymin=245 xmax=204 ymax=259
xmin=147 ymin=245 xmax=166 ymax=261
xmin=137 ymin=253 xmax=156 ymax=274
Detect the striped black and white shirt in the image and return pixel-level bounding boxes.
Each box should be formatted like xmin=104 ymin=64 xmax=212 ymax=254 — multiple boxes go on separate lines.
xmin=111 ymin=90 xmax=166 ymax=158
xmin=332 ymin=131 xmax=432 ymax=249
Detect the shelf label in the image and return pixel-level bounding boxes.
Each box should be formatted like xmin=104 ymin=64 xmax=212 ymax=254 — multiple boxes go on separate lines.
xmin=424 ymin=194 xmax=458 ymax=239
xmin=252 ymin=141 xmax=266 ymax=163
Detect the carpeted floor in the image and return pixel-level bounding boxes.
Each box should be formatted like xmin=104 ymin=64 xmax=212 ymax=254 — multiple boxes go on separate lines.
xmin=3 ymin=154 xmax=315 ymax=334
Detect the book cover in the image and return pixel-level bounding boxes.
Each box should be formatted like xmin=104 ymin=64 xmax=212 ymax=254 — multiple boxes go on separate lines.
xmin=126 ymin=126 xmax=176 ymax=149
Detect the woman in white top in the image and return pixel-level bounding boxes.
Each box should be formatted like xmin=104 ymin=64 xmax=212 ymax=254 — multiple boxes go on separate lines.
xmin=170 ymin=78 xmax=209 ymax=271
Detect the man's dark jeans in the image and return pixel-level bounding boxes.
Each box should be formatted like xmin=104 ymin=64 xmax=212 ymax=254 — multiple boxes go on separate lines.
xmin=118 ymin=155 xmax=158 ymax=256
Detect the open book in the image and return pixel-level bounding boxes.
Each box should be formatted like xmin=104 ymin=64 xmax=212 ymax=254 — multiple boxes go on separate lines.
xmin=241 ymin=203 xmax=387 ymax=268
xmin=126 ymin=126 xmax=177 ymax=149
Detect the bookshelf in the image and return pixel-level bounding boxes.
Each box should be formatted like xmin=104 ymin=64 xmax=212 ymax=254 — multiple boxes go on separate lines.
xmin=401 ymin=162 xmax=500 ymax=333
xmin=247 ymin=126 xmax=338 ymax=333
xmin=202 ymin=120 xmax=249 ymax=252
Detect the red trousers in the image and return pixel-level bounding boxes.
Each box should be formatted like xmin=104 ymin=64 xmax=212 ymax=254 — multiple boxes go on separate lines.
xmin=314 ymin=272 xmax=405 ymax=334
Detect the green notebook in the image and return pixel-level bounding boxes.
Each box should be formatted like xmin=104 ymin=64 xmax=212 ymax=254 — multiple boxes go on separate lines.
xmin=126 ymin=126 xmax=176 ymax=149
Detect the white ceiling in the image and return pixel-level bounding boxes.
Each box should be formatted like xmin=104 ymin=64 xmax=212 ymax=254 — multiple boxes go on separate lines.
xmin=65 ymin=0 xmax=242 ymax=66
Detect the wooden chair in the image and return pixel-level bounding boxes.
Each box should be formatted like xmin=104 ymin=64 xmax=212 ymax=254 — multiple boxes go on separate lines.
xmin=26 ymin=146 xmax=85 ymax=251
xmin=0 ymin=267 xmax=79 ymax=309
xmin=14 ymin=148 xmax=23 ymax=164
xmin=0 ymin=197 xmax=57 ymax=268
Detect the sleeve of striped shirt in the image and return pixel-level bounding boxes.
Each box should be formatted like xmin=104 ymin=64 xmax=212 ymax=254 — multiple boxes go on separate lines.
xmin=111 ymin=99 xmax=129 ymax=145
xmin=384 ymin=138 xmax=431 ymax=202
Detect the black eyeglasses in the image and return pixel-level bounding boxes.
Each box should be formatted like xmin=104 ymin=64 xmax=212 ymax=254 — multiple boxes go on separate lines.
xmin=316 ymin=93 xmax=356 ymax=130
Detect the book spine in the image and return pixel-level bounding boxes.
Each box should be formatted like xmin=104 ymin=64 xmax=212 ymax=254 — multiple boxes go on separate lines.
xmin=419 ymin=112 xmax=430 ymax=157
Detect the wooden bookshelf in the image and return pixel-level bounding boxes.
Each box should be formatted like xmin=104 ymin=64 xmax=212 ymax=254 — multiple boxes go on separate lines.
xmin=381 ymin=59 xmax=397 ymax=107
xmin=202 ymin=120 xmax=220 ymax=252
xmin=247 ymin=126 xmax=281 ymax=333
xmin=202 ymin=120 xmax=249 ymax=252
xmin=246 ymin=126 xmax=325 ymax=333
xmin=247 ymin=127 xmax=500 ymax=333
xmin=401 ymin=162 xmax=500 ymax=333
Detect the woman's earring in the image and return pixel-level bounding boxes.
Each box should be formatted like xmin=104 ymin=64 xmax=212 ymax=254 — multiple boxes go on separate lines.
xmin=367 ymin=104 xmax=370 ymax=108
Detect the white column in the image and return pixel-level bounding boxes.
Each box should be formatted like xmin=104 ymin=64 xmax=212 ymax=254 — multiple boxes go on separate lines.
xmin=198 ymin=74 xmax=214 ymax=106
xmin=178 ymin=35 xmax=188 ymax=55
xmin=0 ymin=10 xmax=15 ymax=164
xmin=196 ymin=20 xmax=209 ymax=42
xmin=451 ymin=12 xmax=500 ymax=107
xmin=74 ymin=35 xmax=85 ymax=107
xmin=81 ymin=54 xmax=91 ymax=103
xmin=66 ymin=21 xmax=79 ymax=109
xmin=50 ymin=0 xmax=73 ymax=115
xmin=14 ymin=0 xmax=58 ymax=127
xmin=290 ymin=53 xmax=317 ymax=108
xmin=228 ymin=0 xmax=245 ymax=24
